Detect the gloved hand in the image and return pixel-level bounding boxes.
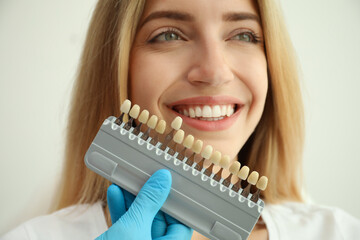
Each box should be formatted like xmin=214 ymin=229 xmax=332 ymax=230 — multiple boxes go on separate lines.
xmin=96 ymin=169 xmax=193 ymax=240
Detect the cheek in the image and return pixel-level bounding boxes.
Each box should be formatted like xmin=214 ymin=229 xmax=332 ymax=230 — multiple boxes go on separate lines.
xmin=129 ymin=48 xmax=190 ymax=115
xmin=232 ymin=52 xmax=268 ymax=107
xmin=249 ymin=61 xmax=268 ymax=107
xmin=129 ymin=51 xmax=169 ymax=114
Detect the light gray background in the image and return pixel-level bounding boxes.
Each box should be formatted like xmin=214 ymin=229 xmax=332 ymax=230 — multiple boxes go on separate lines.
xmin=0 ymin=0 xmax=359 ymax=235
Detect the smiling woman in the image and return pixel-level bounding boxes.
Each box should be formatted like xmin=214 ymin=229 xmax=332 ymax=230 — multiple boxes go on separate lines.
xmin=2 ymin=0 xmax=360 ymax=240
xmin=130 ymin=1 xmax=268 ymax=162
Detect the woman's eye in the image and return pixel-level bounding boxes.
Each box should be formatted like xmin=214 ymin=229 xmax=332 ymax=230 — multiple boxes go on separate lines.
xmin=150 ymin=31 xmax=182 ymax=43
xmin=230 ymin=32 xmax=259 ymax=43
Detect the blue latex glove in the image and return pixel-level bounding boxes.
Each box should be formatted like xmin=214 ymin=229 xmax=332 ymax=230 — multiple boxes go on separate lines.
xmin=96 ymin=169 xmax=193 ymax=240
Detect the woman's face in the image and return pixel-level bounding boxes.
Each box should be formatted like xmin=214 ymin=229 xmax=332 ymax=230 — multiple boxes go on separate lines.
xmin=130 ymin=0 xmax=267 ymax=162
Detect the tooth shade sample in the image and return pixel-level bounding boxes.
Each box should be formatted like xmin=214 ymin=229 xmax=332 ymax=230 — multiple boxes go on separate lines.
xmin=171 ymin=116 xmax=183 ymax=130
xmin=173 ymin=130 xmax=185 ymax=144
xmin=220 ymin=155 xmax=230 ymax=168
xmin=192 ymin=140 xmax=203 ymax=154
xmin=147 ymin=115 xmax=158 ymax=129
xmin=247 ymin=171 xmax=259 ymax=185
xmin=229 ymin=161 xmax=241 ymax=175
xmin=183 ymin=135 xmax=194 ymax=148
xmin=256 ymin=176 xmax=268 ymax=191
xmin=238 ymin=166 xmax=250 ymax=180
xmin=129 ymin=104 xmax=140 ymax=118
xmin=155 ymin=120 xmax=166 ymax=134
xmin=138 ymin=110 xmax=149 ymax=123
xmin=120 ymin=99 xmax=131 ymax=113
xmin=201 ymin=145 xmax=213 ymax=159
xmin=210 ymin=151 xmax=222 ymax=165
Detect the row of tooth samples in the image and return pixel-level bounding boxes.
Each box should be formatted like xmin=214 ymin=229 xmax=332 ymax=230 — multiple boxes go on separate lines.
xmin=116 ymin=99 xmax=268 ymax=203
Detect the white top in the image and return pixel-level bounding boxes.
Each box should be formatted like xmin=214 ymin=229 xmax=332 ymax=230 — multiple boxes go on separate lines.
xmin=2 ymin=201 xmax=360 ymax=240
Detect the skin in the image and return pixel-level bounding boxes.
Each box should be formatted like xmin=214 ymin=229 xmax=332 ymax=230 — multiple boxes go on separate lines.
xmin=129 ymin=0 xmax=268 ymax=239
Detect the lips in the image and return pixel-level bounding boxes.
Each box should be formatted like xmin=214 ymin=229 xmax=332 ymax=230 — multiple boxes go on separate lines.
xmin=167 ymin=96 xmax=242 ymax=131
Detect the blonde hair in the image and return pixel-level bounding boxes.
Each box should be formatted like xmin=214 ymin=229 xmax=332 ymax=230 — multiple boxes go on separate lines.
xmin=56 ymin=0 xmax=304 ymax=219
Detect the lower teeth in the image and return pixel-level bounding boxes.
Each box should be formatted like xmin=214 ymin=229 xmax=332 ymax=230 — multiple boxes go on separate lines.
xmin=198 ymin=117 xmax=225 ymax=121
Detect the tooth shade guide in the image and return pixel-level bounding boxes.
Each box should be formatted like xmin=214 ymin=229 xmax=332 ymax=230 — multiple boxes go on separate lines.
xmin=123 ymin=104 xmax=140 ymax=130
xmin=256 ymin=176 xmax=268 ymax=191
xmin=167 ymin=130 xmax=184 ymax=155
xmin=173 ymin=130 xmax=185 ymax=144
xmin=238 ymin=166 xmax=250 ymax=180
xmin=203 ymin=163 xmax=215 ymax=177
xmin=185 ymin=152 xmax=196 ymax=166
xmin=120 ymin=99 xmax=131 ymax=113
xmin=115 ymin=105 xmax=265 ymax=199
xmin=132 ymin=110 xmax=149 ymax=136
xmin=167 ymin=141 xmax=178 ymax=156
xmin=247 ymin=171 xmax=259 ymax=185
xmin=194 ymin=157 xmax=205 ymax=171
xmin=222 ymin=166 xmax=238 ymax=188
xmin=176 ymin=147 xmax=187 ymax=161
xmin=195 ymin=145 xmax=213 ymax=171
xmin=212 ymin=167 xmax=224 ymax=182
xmin=191 ymin=140 xmax=203 ymax=154
xmin=250 ymin=176 xmax=268 ymax=203
xmin=147 ymin=115 xmax=158 ymax=129
xmin=204 ymin=151 xmax=221 ymax=176
xmin=160 ymin=116 xmax=182 ymax=151
xmin=132 ymin=123 xmax=142 ymax=136
xmin=241 ymin=171 xmax=259 ymax=198
xmin=231 ymin=179 xmax=241 ymax=193
xmin=213 ymin=155 xmax=230 ymax=182
xmin=171 ymin=116 xmax=183 ymax=130
xmin=129 ymin=104 xmax=140 ymax=118
xmin=150 ymin=119 xmax=166 ymax=146
xmin=116 ymin=99 xmax=132 ymax=124
xmin=141 ymin=115 xmax=159 ymax=141
xmin=89 ymin=115 xmax=267 ymax=240
xmin=177 ymin=135 xmax=194 ymax=161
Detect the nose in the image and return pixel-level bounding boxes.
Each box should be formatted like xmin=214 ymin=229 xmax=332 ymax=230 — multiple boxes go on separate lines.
xmin=187 ymin=40 xmax=234 ymax=86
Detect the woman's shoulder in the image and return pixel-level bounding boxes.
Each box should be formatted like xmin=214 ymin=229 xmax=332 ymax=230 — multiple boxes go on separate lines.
xmin=1 ymin=201 xmax=108 ymax=240
xmin=262 ymin=201 xmax=360 ymax=240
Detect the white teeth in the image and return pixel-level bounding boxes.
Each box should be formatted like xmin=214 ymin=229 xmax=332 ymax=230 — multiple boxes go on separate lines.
xmin=221 ymin=105 xmax=227 ymax=116
xmin=175 ymin=104 xmax=236 ymax=119
xmin=202 ymin=105 xmax=212 ymax=117
xmin=226 ymin=105 xmax=234 ymax=117
xmin=189 ymin=108 xmax=196 ymax=118
xmin=195 ymin=106 xmax=202 ymax=117
xmin=212 ymin=105 xmax=221 ymax=117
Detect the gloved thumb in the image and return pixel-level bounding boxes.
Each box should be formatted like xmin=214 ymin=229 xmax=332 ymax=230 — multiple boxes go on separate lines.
xmin=121 ymin=169 xmax=172 ymax=226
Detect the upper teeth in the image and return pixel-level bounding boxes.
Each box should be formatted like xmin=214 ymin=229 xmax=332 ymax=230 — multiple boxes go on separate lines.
xmin=175 ymin=104 xmax=235 ymax=119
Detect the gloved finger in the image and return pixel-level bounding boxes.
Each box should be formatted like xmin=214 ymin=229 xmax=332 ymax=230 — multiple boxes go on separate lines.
xmin=122 ymin=169 xmax=172 ymax=225
xmin=161 ymin=213 xmax=193 ymax=239
xmin=151 ymin=210 xmax=167 ymax=238
xmin=122 ymin=188 xmax=135 ymax=211
xmin=107 ymin=184 xmax=126 ymax=224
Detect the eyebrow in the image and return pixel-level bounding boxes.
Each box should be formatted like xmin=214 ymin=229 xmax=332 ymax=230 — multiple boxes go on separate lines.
xmin=139 ymin=10 xmax=261 ymax=29
xmin=139 ymin=11 xmax=195 ymax=28
xmin=223 ymin=12 xmax=261 ymax=25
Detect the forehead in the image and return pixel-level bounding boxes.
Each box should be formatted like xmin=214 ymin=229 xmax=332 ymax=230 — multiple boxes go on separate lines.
xmin=141 ymin=0 xmax=260 ymax=21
